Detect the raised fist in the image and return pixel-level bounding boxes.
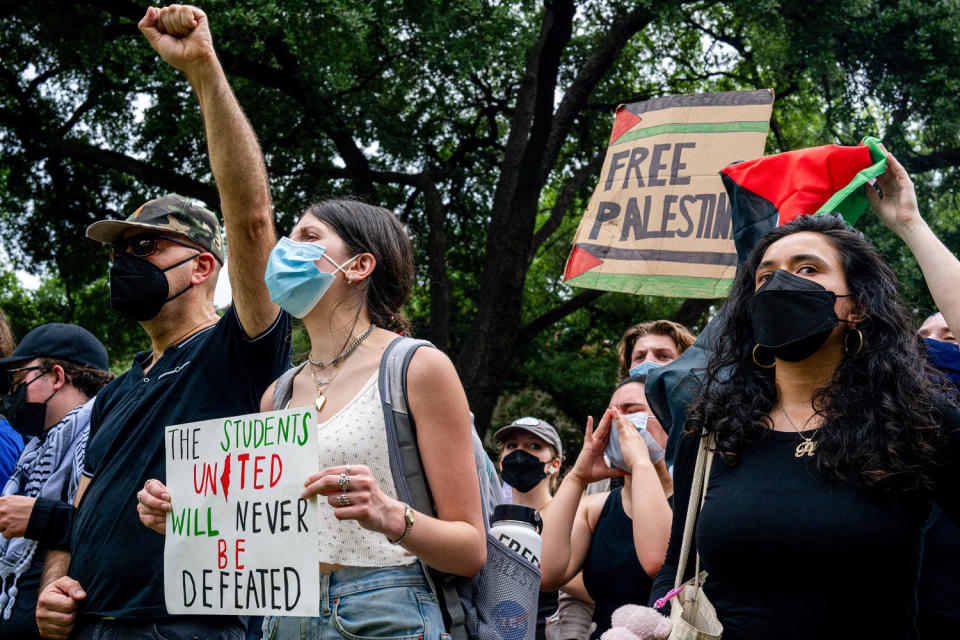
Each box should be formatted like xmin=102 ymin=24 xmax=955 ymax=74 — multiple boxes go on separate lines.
xmin=138 ymin=5 xmax=216 ymax=76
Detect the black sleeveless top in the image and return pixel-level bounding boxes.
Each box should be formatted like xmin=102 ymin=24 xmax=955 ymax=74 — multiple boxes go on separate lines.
xmin=581 ymin=487 xmax=654 ymax=638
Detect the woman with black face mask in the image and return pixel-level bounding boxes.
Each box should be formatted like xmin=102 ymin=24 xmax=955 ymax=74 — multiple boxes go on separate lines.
xmin=649 ymin=153 xmax=960 ymax=640
xmin=494 ymin=417 xmax=563 ymax=640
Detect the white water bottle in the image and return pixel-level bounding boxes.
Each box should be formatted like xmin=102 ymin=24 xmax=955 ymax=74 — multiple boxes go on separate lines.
xmin=490 ymin=504 xmax=543 ymax=569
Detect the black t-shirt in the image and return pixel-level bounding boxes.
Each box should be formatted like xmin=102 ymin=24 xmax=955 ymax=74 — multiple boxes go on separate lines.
xmin=650 ymin=405 xmax=960 ymax=640
xmin=919 ymin=505 xmax=960 ymax=621
xmin=69 ymin=307 xmax=290 ymax=618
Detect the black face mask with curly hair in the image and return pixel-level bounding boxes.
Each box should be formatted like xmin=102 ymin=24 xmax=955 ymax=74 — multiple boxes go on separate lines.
xmin=748 ymin=269 xmax=851 ymax=362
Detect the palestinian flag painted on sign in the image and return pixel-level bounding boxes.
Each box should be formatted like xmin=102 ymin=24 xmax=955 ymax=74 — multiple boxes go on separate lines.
xmin=563 ymin=90 xmax=774 ymax=299
xmin=721 ymin=136 xmax=887 ymax=263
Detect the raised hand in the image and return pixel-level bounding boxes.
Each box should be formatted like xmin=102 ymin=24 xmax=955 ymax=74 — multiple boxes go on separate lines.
xmin=611 ymin=409 xmax=664 ymax=470
xmin=138 ymin=5 xmax=216 ymax=76
xmin=866 ymin=151 xmax=924 ymax=237
xmin=568 ymin=411 xmax=625 ymax=486
xmin=137 ymin=478 xmax=172 ymax=535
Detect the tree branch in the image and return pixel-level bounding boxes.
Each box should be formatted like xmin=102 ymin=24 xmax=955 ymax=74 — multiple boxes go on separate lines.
xmin=518 ymin=290 xmax=605 ymax=345
xmin=60 ymin=141 xmax=221 ymax=207
xmin=542 ymin=2 xmax=661 ymax=180
xmin=530 ymin=149 xmax=605 ymax=258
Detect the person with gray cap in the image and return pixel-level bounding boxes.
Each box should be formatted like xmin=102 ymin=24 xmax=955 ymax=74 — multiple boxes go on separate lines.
xmin=0 ymin=324 xmax=111 ymax=639
xmin=34 ymin=5 xmax=291 ymax=639
xmin=493 ymin=416 xmax=564 ymax=640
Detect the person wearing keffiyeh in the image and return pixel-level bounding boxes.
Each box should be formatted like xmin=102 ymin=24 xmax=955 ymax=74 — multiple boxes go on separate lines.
xmin=0 ymin=323 xmax=111 ymax=639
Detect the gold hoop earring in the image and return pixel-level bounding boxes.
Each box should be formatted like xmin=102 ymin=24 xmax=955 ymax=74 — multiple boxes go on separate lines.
xmin=844 ymin=327 xmax=863 ymax=355
xmin=752 ymin=344 xmax=775 ymax=368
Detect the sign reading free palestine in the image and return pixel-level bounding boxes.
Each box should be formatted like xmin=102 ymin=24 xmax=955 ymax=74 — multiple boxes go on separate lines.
xmin=164 ymin=408 xmax=320 ymax=616
xmin=564 ymin=89 xmax=774 ymax=298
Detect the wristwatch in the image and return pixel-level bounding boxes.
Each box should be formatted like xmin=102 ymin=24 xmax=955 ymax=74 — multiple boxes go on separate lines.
xmin=388 ymin=503 xmax=415 ymax=545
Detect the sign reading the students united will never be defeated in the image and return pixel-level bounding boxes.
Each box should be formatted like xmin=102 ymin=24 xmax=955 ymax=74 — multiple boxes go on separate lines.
xmin=564 ymin=89 xmax=774 ymax=298
xmin=164 ymin=408 xmax=320 ymax=616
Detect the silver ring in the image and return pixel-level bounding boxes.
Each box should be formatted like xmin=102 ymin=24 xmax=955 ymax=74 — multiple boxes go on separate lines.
xmin=137 ymin=491 xmax=143 ymax=504
xmin=338 ymin=473 xmax=349 ymax=491
xmin=345 ymin=465 xmax=351 ymax=475
xmin=337 ymin=493 xmax=350 ymax=506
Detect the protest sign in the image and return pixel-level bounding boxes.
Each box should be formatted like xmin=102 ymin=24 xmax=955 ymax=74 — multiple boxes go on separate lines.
xmin=164 ymin=408 xmax=320 ymax=616
xmin=563 ymin=89 xmax=774 ymax=298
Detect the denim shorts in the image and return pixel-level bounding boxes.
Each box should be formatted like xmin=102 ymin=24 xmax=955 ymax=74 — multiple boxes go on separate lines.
xmin=262 ymin=563 xmax=451 ymax=640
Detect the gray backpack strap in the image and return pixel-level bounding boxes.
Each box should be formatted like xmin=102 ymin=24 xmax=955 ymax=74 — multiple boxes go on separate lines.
xmin=379 ymin=337 xmax=435 ymax=512
xmin=272 ymin=363 xmax=307 ymax=411
xmin=378 ymin=337 xmax=468 ymax=640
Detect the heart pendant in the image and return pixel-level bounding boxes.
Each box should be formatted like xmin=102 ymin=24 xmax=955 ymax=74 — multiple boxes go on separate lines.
xmin=315 ymin=394 xmax=326 ymax=411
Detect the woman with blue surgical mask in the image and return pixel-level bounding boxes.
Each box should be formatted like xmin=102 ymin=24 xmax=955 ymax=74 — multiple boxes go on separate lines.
xmin=139 ymin=200 xmax=486 ymax=640
xmin=539 ymin=377 xmax=672 ymax=638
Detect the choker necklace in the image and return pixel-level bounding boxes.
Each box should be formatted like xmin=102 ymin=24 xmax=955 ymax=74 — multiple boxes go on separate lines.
xmin=308 ymin=323 xmax=376 ymax=369
xmin=308 ymin=324 xmax=376 ymax=411
xmin=779 ymin=405 xmax=818 ymax=458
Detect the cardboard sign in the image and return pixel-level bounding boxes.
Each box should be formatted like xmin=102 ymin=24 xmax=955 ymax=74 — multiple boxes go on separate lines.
xmin=563 ymin=90 xmax=774 ymax=298
xmin=164 ymin=408 xmax=320 ymax=616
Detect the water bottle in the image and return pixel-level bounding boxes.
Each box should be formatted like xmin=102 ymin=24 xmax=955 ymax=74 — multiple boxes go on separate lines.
xmin=490 ymin=504 xmax=543 ymax=568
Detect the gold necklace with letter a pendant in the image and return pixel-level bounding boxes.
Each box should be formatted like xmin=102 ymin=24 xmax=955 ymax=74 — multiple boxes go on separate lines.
xmin=779 ymin=405 xmax=818 ymax=458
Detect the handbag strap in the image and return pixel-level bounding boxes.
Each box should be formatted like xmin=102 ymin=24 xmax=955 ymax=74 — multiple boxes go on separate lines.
xmin=674 ymin=433 xmax=715 ymax=590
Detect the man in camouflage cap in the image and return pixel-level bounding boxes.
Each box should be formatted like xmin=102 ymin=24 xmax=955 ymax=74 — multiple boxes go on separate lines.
xmin=86 ymin=193 xmax=225 ymax=264
xmin=36 ymin=5 xmax=291 ymax=639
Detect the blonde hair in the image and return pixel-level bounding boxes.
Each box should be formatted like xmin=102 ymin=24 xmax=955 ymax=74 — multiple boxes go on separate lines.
xmin=0 ymin=309 xmax=14 ymax=358
xmin=617 ymin=319 xmax=696 ymax=380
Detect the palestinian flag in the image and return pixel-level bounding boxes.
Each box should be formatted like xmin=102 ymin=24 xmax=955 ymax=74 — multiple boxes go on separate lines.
xmin=720 ymin=136 xmax=887 ymax=263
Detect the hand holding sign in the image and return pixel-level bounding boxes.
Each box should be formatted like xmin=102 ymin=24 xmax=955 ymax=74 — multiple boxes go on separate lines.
xmin=303 ymin=464 xmax=407 ymax=541
xmin=138 ymin=478 xmax=172 ymax=535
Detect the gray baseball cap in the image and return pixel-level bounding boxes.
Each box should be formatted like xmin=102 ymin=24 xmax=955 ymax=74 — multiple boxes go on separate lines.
xmin=493 ymin=416 xmax=562 ymax=458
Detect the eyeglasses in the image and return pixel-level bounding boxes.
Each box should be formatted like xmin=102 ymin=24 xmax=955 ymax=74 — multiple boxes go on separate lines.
xmin=1 ymin=366 xmax=46 ymax=396
xmin=110 ymin=234 xmax=202 ymax=262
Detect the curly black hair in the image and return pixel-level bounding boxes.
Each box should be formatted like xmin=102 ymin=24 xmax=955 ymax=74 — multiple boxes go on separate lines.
xmin=686 ymin=214 xmax=947 ymax=494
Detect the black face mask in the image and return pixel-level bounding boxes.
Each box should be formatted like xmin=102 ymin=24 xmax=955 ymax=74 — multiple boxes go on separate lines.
xmin=109 ymin=253 xmax=196 ymax=321
xmin=748 ymin=269 xmax=852 ymax=362
xmin=1 ymin=375 xmax=56 ymax=438
xmin=500 ymin=450 xmax=549 ymax=493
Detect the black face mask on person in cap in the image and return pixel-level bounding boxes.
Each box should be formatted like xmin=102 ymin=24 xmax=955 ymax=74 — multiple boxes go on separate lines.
xmin=109 ymin=253 xmax=197 ymax=322
xmin=748 ymin=269 xmax=853 ymax=362
xmin=500 ymin=450 xmax=550 ymax=493
xmin=1 ymin=374 xmax=57 ymax=438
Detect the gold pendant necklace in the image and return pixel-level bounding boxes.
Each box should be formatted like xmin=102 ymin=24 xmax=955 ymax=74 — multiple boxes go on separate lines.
xmin=310 ymin=363 xmax=341 ymax=412
xmin=779 ymin=405 xmax=818 ymax=457
xmin=308 ymin=325 xmax=376 ymax=412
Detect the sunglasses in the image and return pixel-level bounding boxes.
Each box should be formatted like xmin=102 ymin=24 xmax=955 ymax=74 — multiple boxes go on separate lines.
xmin=110 ymin=234 xmax=202 ymax=262
xmin=1 ymin=366 xmax=46 ymax=396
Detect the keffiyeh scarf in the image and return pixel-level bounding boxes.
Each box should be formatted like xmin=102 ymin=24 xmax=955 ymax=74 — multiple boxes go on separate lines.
xmin=0 ymin=397 xmax=92 ymax=619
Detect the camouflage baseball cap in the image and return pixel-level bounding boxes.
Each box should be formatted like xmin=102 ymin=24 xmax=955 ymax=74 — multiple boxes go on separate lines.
xmin=86 ymin=194 xmax=224 ymax=264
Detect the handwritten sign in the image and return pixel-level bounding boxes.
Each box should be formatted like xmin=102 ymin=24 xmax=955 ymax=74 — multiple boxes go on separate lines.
xmin=563 ymin=89 xmax=773 ymax=298
xmin=164 ymin=408 xmax=320 ymax=616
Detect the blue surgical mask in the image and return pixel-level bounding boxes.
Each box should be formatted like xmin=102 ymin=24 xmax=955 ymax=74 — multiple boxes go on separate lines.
xmin=604 ymin=411 xmax=665 ymax=470
xmin=629 ymin=360 xmax=664 ymax=378
xmin=264 ymin=237 xmax=358 ymax=318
